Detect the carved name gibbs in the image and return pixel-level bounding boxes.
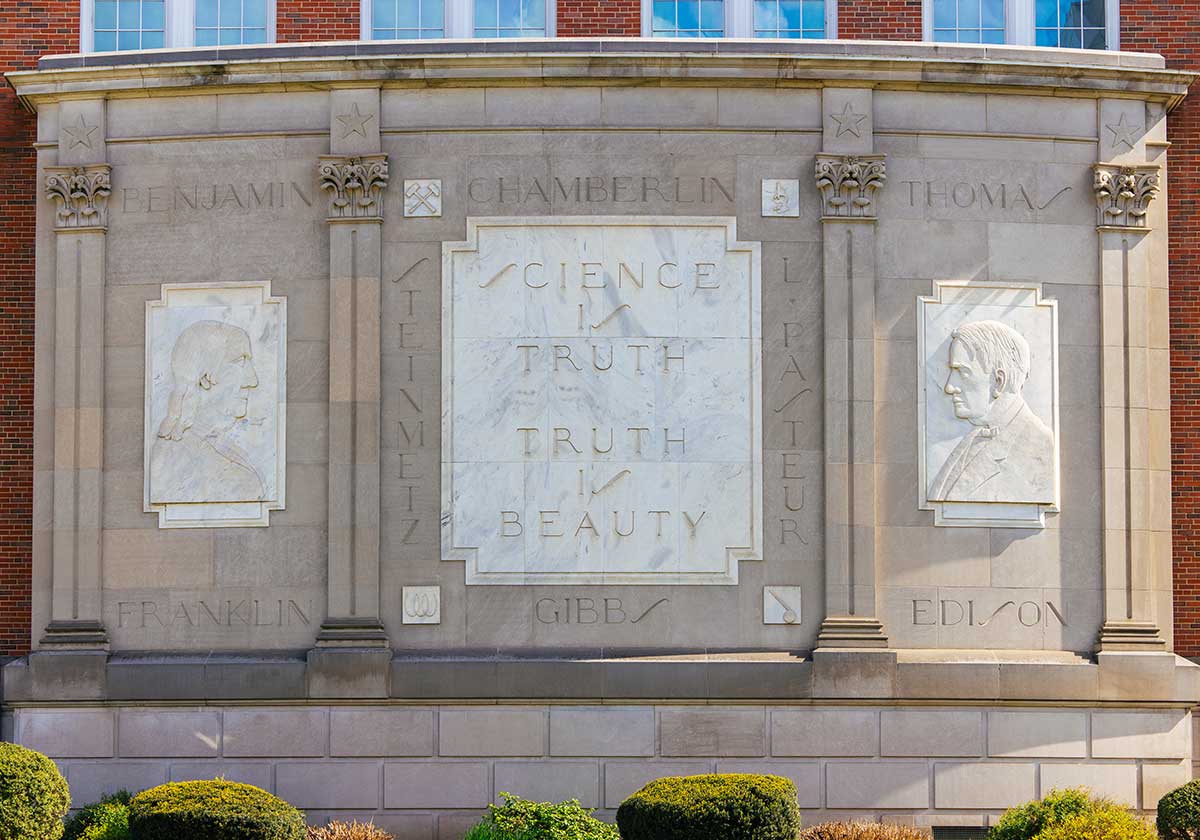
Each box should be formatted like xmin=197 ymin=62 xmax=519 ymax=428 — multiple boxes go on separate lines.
xmin=442 ymin=218 xmax=763 ymax=585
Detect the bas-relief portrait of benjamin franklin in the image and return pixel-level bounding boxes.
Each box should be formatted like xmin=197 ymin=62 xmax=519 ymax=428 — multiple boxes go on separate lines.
xmin=144 ymin=282 xmax=286 ymax=528
xmin=918 ymin=283 xmax=1060 ymax=529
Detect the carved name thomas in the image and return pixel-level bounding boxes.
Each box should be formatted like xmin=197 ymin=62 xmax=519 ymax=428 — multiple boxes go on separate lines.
xmin=442 ymin=217 xmax=763 ymax=585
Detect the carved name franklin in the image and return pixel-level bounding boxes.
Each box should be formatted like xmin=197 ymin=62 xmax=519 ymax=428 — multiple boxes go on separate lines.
xmin=442 ymin=217 xmax=763 ymax=584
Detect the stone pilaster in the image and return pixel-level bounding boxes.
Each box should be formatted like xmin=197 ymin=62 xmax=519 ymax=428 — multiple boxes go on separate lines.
xmin=40 ymin=99 xmax=110 ymax=649
xmin=1094 ymin=99 xmax=1169 ymax=652
xmin=815 ymin=89 xmax=888 ymax=649
xmin=317 ymin=88 xmax=390 ymax=649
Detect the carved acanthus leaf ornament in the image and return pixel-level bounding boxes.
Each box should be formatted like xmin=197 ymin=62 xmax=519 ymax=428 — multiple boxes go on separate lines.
xmin=318 ymin=154 xmax=390 ymax=219
xmin=44 ymin=165 xmax=112 ymax=230
xmin=1093 ymin=164 xmax=1160 ymax=229
xmin=814 ymin=154 xmax=886 ymax=219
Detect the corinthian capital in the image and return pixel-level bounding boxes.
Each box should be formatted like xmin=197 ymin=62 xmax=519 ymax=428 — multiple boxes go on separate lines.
xmin=318 ymin=154 xmax=389 ymax=221
xmin=1093 ymin=164 xmax=1160 ymax=229
xmin=44 ymin=165 xmax=111 ymax=231
xmin=814 ymin=154 xmax=886 ymax=220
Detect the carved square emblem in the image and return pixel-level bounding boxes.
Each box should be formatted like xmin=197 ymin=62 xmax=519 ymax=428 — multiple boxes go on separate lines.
xmin=404 ymin=179 xmax=442 ymax=217
xmin=402 ymin=586 xmax=441 ymax=624
xmin=763 ymin=586 xmax=802 ymax=625
xmin=761 ymin=179 xmax=800 ymax=217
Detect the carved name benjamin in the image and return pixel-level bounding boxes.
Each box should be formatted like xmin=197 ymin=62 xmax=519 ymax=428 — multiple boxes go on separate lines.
xmin=119 ymin=181 xmax=314 ymax=214
xmin=442 ymin=217 xmax=763 ymax=586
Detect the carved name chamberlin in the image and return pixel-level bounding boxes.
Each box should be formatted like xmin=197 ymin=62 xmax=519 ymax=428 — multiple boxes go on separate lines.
xmin=117 ymin=598 xmax=313 ymax=628
xmin=901 ymin=180 xmax=1071 ymax=212
xmin=466 ymin=176 xmax=734 ymax=205
xmin=119 ymin=181 xmax=314 ymax=213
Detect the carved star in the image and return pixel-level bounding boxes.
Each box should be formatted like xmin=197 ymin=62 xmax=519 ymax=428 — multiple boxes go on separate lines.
xmin=62 ymin=114 xmax=97 ymax=150
xmin=1106 ymin=112 xmax=1142 ymax=152
xmin=336 ymin=103 xmax=375 ymax=139
xmin=829 ymin=102 xmax=868 ymax=138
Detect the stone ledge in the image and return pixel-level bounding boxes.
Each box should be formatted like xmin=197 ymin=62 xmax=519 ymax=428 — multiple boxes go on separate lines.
xmin=6 ymin=41 xmax=1192 ymax=111
xmin=1 ymin=649 xmax=1196 ymax=706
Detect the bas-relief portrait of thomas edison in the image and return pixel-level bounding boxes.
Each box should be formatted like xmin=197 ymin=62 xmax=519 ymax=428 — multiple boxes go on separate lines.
xmin=144 ymin=282 xmax=286 ymax=528
xmin=918 ymin=283 xmax=1060 ymax=529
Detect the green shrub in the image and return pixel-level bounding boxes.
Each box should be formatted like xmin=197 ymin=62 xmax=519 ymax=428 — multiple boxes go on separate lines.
xmin=616 ymin=773 xmax=801 ymax=840
xmin=1158 ymin=779 xmax=1200 ymax=840
xmin=0 ymin=741 xmax=71 ymax=840
xmin=64 ymin=791 xmax=132 ymax=840
xmin=1037 ymin=808 xmax=1155 ymax=840
xmin=990 ymin=789 xmax=1095 ymax=840
xmin=128 ymin=780 xmax=305 ymax=840
xmin=462 ymin=793 xmax=618 ymax=840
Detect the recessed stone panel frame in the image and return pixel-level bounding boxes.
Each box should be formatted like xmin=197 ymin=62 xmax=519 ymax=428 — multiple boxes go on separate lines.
xmin=917 ymin=282 xmax=1060 ymax=529
xmin=441 ymin=216 xmax=764 ymax=585
xmin=144 ymin=282 xmax=287 ymax=528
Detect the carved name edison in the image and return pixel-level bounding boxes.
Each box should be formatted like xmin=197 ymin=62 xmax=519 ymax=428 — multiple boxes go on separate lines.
xmin=442 ymin=217 xmax=763 ymax=585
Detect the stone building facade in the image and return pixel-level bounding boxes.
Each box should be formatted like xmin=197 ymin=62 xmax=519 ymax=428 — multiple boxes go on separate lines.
xmin=1 ymin=1 xmax=1200 ymax=836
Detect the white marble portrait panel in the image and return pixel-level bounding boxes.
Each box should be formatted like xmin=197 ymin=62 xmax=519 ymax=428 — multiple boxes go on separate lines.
xmin=144 ymin=282 xmax=286 ymax=528
xmin=442 ymin=217 xmax=763 ymax=585
xmin=918 ymin=282 xmax=1059 ymax=528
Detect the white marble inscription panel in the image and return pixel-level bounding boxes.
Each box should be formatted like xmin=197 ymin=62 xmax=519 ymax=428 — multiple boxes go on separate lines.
xmin=443 ymin=217 xmax=763 ymax=584
xmin=918 ymin=282 xmax=1059 ymax=528
xmin=145 ymin=282 xmax=286 ymax=528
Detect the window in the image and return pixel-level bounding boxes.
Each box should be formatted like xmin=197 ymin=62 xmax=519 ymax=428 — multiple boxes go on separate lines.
xmin=474 ymin=0 xmax=547 ymax=37
xmin=93 ymin=0 xmax=165 ymax=51
xmin=924 ymin=0 xmax=1118 ymax=49
xmin=652 ymin=0 xmax=725 ymax=36
xmin=195 ymin=0 xmax=270 ymax=45
xmin=370 ymin=0 xmax=446 ymax=37
xmin=931 ymin=0 xmax=1004 ymax=43
xmin=85 ymin=0 xmax=276 ymax=51
xmin=362 ymin=0 xmax=553 ymax=38
xmin=754 ymin=0 xmax=827 ymax=38
xmin=643 ymin=0 xmax=833 ymax=36
xmin=1035 ymin=0 xmax=1106 ymax=48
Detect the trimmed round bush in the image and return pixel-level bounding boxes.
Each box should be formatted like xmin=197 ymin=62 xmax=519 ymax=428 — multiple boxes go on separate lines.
xmin=0 ymin=741 xmax=71 ymax=840
xmin=1158 ymin=779 xmax=1200 ymax=840
xmin=990 ymin=788 xmax=1095 ymax=840
xmin=64 ymin=791 xmax=132 ymax=840
xmin=1038 ymin=808 xmax=1156 ymax=840
xmin=463 ymin=793 xmax=618 ymax=840
xmin=616 ymin=773 xmax=801 ymax=840
xmin=128 ymin=780 xmax=305 ymax=840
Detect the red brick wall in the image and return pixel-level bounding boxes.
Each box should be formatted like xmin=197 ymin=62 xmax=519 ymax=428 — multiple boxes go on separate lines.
xmin=557 ymin=0 xmax=639 ymax=36
xmin=1122 ymin=3 xmax=1200 ymax=656
xmin=0 ymin=1 xmax=77 ymax=656
xmin=837 ymin=0 xmax=921 ymax=39
xmin=277 ymin=0 xmax=360 ymax=41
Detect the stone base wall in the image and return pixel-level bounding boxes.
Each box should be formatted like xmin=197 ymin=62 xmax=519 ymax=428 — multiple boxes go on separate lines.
xmin=5 ymin=703 xmax=1191 ymax=839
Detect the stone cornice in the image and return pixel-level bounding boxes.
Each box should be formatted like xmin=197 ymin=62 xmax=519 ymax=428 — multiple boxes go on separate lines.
xmin=6 ymin=42 xmax=1193 ymax=112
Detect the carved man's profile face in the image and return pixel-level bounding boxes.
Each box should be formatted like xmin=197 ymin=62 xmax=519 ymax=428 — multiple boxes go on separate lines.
xmin=205 ymin=329 xmax=258 ymax=421
xmin=941 ymin=320 xmax=1031 ymax=427
xmin=160 ymin=320 xmax=259 ymax=439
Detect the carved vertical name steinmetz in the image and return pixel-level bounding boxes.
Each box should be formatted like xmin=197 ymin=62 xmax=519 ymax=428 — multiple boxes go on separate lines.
xmin=442 ymin=217 xmax=763 ymax=585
